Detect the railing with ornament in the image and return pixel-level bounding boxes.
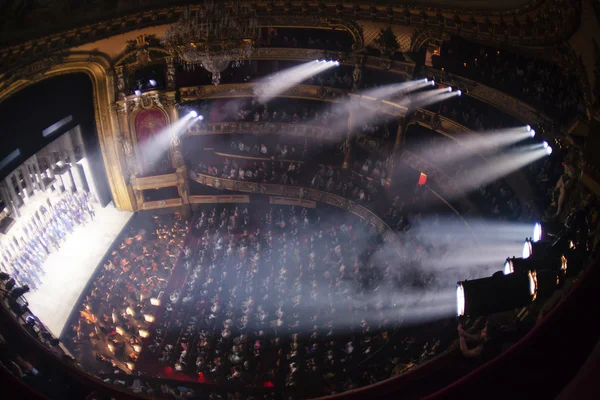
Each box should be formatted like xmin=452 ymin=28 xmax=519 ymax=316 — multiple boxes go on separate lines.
xmin=130 ymin=172 xmax=179 ymax=191
xmin=172 ymin=84 xmax=532 ymax=209
xmin=140 ymin=197 xmax=183 ymax=210
xmin=188 ymin=194 xmax=250 ymax=204
xmin=186 ymin=121 xmax=338 ymax=141
xmin=179 ymin=83 xmax=408 ymax=117
xmin=189 ymin=170 xmax=405 ymax=255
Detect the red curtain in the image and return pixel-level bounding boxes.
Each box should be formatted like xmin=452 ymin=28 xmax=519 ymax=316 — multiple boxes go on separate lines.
xmin=134 ymin=109 xmax=168 ymax=174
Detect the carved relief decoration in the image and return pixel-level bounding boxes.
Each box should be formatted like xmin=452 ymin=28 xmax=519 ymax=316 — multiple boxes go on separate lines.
xmin=0 ymin=0 xmax=580 ymax=84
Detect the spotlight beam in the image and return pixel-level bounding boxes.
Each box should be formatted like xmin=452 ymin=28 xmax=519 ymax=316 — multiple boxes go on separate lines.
xmin=359 ymin=79 xmax=431 ymax=99
xmin=451 ymin=146 xmax=549 ymax=197
xmin=256 ymin=60 xmax=338 ymax=103
xmin=137 ymin=111 xmax=198 ymax=169
xmin=412 ymin=126 xmax=536 ymax=168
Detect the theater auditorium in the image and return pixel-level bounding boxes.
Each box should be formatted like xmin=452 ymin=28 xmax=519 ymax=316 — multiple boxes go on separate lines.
xmin=0 ymin=1 xmax=599 ymax=399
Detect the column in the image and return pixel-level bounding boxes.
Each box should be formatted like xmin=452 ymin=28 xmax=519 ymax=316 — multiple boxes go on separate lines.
xmin=25 ymin=162 xmax=39 ymax=191
xmin=342 ymin=108 xmax=354 ymax=169
xmin=33 ymin=156 xmax=46 ymax=191
xmin=21 ymin=165 xmax=34 ymax=197
xmin=73 ymin=126 xmax=100 ymax=204
xmin=5 ymin=176 xmax=22 ymax=215
xmin=14 ymin=171 xmax=25 ymax=199
xmin=164 ymin=93 xmax=186 ymax=170
xmin=164 ymin=92 xmax=190 ymax=206
xmin=165 ymin=57 xmax=176 ymax=91
xmin=114 ymin=103 xmax=138 ymax=177
xmin=68 ymin=151 xmax=86 ymax=193
xmin=386 ymin=117 xmax=408 ymax=186
xmin=0 ymin=184 xmax=19 ymax=218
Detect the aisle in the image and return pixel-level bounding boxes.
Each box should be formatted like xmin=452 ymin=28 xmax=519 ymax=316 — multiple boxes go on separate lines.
xmin=25 ymin=202 xmax=133 ymax=337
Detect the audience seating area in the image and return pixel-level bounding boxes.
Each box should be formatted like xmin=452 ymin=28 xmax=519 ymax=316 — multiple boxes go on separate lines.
xmin=434 ymin=38 xmax=584 ymax=122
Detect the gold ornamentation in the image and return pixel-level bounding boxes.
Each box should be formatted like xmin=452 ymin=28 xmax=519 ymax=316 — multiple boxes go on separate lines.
xmin=162 ymin=2 xmax=259 ymax=85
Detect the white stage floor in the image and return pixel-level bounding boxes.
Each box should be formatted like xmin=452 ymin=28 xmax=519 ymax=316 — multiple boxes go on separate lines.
xmin=25 ymin=202 xmax=133 ymax=337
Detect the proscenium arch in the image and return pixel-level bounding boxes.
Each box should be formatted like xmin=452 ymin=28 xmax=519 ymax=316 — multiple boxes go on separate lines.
xmin=0 ymin=53 xmax=135 ymax=212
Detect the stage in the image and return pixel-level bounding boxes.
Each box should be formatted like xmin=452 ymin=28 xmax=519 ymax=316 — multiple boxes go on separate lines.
xmin=24 ymin=202 xmax=132 ymax=337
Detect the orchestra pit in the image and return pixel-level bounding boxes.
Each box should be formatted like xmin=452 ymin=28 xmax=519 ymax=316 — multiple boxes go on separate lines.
xmin=0 ymin=2 xmax=599 ymax=399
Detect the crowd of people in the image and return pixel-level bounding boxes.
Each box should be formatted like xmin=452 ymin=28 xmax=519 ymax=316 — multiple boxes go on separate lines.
xmin=64 ymin=213 xmax=189 ymax=375
xmin=434 ymin=39 xmax=584 ymax=122
xmin=142 ymin=204 xmax=454 ymax=396
xmin=225 ymin=135 xmax=330 ymax=162
xmin=198 ymin=98 xmax=347 ymax=127
xmin=260 ymin=27 xmax=354 ymax=52
xmin=0 ymin=192 xmax=94 ymax=292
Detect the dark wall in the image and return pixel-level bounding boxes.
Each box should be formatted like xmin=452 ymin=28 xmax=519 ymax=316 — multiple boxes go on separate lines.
xmin=0 ymin=73 xmax=112 ymax=205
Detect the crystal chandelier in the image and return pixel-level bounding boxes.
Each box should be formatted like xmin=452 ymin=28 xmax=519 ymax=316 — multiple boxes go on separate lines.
xmin=162 ymin=1 xmax=259 ymax=86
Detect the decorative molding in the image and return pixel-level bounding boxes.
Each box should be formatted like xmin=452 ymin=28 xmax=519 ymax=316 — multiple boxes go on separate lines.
xmin=0 ymin=1 xmax=578 ymax=80
xmin=189 ymin=170 xmax=390 ymax=233
xmin=130 ymin=173 xmax=179 ymax=191
xmin=180 ymin=83 xmax=408 ymax=117
xmin=0 ymin=53 xmax=134 ymax=212
xmin=269 ymin=196 xmax=317 ymax=208
xmin=189 ymin=195 xmax=250 ymax=204
xmin=186 ymin=121 xmax=338 ymax=141
xmin=140 ymin=197 xmax=183 ymax=210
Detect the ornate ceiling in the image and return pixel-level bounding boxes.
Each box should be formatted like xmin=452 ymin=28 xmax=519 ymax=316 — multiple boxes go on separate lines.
xmin=0 ymin=0 xmax=537 ymax=44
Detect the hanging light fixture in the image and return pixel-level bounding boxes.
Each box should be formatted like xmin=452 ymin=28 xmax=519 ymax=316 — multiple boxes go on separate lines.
xmin=162 ymin=1 xmax=260 ymax=85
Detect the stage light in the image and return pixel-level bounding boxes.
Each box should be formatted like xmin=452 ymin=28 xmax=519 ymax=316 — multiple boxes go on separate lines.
xmin=526 ymin=125 xmax=531 ymax=132
xmin=126 ymin=307 xmax=135 ymax=317
xmin=115 ymin=326 xmax=124 ymax=335
xmin=133 ymin=344 xmax=142 ymax=353
xmin=126 ymin=362 xmax=134 ymax=371
xmin=190 ymin=111 xmax=198 ymax=118
xmin=144 ymin=314 xmax=155 ymax=323
xmin=422 ymin=78 xmax=429 ymax=83
xmin=457 ymin=90 xmax=462 ymax=96
xmin=531 ymin=270 xmax=561 ymax=298
xmin=430 ymin=80 xmax=435 ymax=86
xmin=456 ymin=284 xmax=465 ymax=317
xmin=543 ymin=141 xmax=549 ymax=149
xmin=522 ymin=238 xmax=550 ymax=259
xmin=10 ymin=285 xmax=30 ymax=299
xmin=447 ymin=87 xmax=453 ymax=92
xmin=150 ymin=298 xmax=161 ymax=306
xmin=198 ymin=115 xmax=204 ymax=121
xmin=134 ymin=90 xmax=142 ymax=96
xmin=533 ymin=222 xmax=543 ymax=243
xmin=149 ymin=79 xmax=157 ymax=87
xmin=457 ymin=271 xmax=536 ymax=317
xmin=523 ymin=239 xmax=532 ymax=258
xmin=503 ymin=256 xmax=567 ymax=277
xmin=546 ymin=146 xmax=552 ymax=155
xmin=139 ymin=329 xmax=149 ymax=338
xmin=530 ymin=129 xmax=536 ymax=138
xmin=107 ymin=343 xmax=115 ymax=353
